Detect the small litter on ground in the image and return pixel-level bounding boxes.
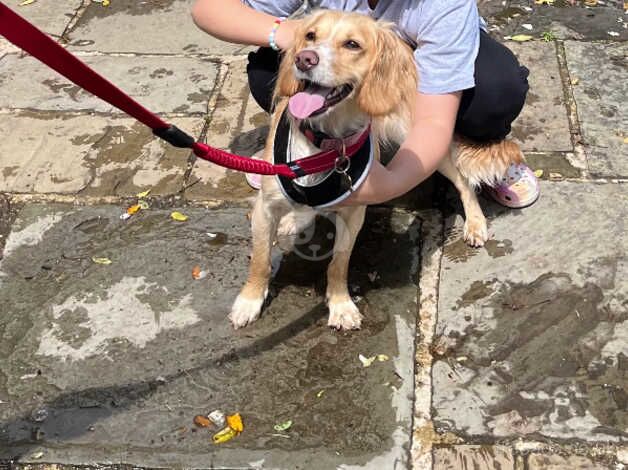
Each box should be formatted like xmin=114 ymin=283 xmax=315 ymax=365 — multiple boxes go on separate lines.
xmin=208 ymin=410 xmax=226 ymax=428
xmin=316 ymin=390 xmax=325 ymax=398
xmin=192 ymin=265 xmax=208 ymax=280
xmin=193 ymin=415 xmax=211 ymax=428
xmin=212 ymin=413 xmax=244 ymax=444
xmin=92 ymin=257 xmax=112 ymax=265
xmin=136 ymin=189 xmax=152 ymax=198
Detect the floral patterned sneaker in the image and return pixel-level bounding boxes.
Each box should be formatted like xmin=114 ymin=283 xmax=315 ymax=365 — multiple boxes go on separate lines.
xmin=244 ymin=150 xmax=264 ymax=190
xmin=484 ymin=163 xmax=540 ymax=209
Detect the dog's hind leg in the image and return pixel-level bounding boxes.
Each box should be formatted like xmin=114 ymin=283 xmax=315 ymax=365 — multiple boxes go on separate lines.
xmin=326 ymin=206 xmax=367 ymax=330
xmin=229 ymin=195 xmax=280 ymax=329
xmin=438 ymin=154 xmax=489 ymax=247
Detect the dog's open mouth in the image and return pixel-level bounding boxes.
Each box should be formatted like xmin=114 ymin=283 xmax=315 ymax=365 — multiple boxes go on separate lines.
xmin=288 ymin=81 xmax=353 ymax=119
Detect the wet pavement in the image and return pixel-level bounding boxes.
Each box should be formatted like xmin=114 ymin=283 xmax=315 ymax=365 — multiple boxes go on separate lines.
xmin=1 ymin=0 xmax=627 ymax=468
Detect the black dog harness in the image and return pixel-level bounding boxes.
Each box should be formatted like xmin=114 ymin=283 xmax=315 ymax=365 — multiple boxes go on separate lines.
xmin=273 ymin=111 xmax=374 ymax=208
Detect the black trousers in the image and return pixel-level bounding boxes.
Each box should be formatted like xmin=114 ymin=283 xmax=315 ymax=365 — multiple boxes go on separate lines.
xmin=246 ymin=30 xmax=529 ymax=142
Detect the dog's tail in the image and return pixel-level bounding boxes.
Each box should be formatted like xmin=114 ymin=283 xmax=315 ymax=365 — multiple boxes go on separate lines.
xmin=454 ymin=138 xmax=525 ymax=188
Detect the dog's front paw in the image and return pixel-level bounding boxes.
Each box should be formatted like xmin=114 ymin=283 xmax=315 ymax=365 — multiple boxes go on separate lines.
xmin=328 ymin=300 xmax=363 ymax=330
xmin=463 ymin=217 xmax=488 ymax=248
xmin=229 ymin=294 xmax=265 ymax=329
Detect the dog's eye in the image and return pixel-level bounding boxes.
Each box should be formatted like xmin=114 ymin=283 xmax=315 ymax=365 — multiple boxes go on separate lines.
xmin=343 ymin=40 xmax=361 ymax=50
xmin=305 ymin=31 xmax=316 ymax=41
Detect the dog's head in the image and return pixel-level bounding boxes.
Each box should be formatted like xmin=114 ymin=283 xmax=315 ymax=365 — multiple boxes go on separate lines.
xmin=276 ymin=10 xmax=417 ymax=122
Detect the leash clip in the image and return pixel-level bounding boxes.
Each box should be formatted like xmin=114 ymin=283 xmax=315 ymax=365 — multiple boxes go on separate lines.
xmin=334 ymin=141 xmax=353 ymax=192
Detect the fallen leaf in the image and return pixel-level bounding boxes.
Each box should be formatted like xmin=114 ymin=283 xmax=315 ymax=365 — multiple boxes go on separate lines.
xmin=359 ymin=354 xmax=376 ymax=367
xmin=127 ymin=204 xmax=141 ymax=215
xmin=103 ymin=0 xmax=110 ymax=6
xmin=193 ymin=415 xmax=211 ymax=428
xmin=534 ymin=169 xmax=544 ymax=178
xmin=136 ymin=189 xmax=151 ymax=198
xmin=510 ymin=34 xmax=534 ymax=42
xmin=92 ymin=257 xmax=112 ymax=265
xmin=170 ymin=211 xmax=188 ymax=222
xmin=226 ymin=413 xmax=244 ymax=433
xmin=570 ymin=77 xmax=579 ymax=86
xmin=19 ymin=0 xmax=36 ymax=5
xmin=377 ymin=354 xmax=390 ymax=362
xmin=273 ymin=420 xmax=293 ymax=432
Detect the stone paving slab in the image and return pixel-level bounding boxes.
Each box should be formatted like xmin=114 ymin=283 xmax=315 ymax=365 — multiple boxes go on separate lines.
xmin=433 ymin=181 xmax=627 ymax=443
xmin=0 ymin=54 xmax=217 ymax=114
xmin=67 ymin=0 xmax=252 ymax=56
xmin=0 ymin=204 xmax=421 ymax=468
xmin=0 ymin=113 xmax=203 ymax=196
xmin=186 ymin=59 xmax=267 ymax=201
xmin=510 ymin=43 xmax=572 ymax=153
xmin=433 ymin=445 xmax=515 ymax=470
xmin=564 ymin=41 xmax=628 ymax=178
xmin=6 ymin=1 xmax=82 ymax=39
xmin=527 ymin=453 xmax=613 ymax=469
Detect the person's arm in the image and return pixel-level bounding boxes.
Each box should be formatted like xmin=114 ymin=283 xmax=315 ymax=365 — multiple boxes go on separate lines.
xmin=342 ymin=90 xmax=461 ymax=205
xmin=191 ymin=0 xmax=299 ymax=50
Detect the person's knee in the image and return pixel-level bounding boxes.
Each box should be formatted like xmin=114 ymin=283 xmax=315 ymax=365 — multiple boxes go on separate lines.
xmin=484 ymin=65 xmax=529 ymax=119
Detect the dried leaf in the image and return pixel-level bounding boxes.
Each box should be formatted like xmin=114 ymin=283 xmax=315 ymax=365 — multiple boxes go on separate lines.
xmin=170 ymin=211 xmax=188 ymax=222
xmin=136 ymin=189 xmax=151 ymax=198
xmin=273 ymin=420 xmax=292 ymax=432
xmin=226 ymin=413 xmax=244 ymax=433
xmin=92 ymin=257 xmax=112 ymax=265
xmin=127 ymin=204 xmax=141 ymax=215
xmin=510 ymin=34 xmax=534 ymax=42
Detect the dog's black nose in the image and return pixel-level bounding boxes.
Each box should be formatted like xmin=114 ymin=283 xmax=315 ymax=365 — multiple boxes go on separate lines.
xmin=295 ymin=50 xmax=319 ymax=72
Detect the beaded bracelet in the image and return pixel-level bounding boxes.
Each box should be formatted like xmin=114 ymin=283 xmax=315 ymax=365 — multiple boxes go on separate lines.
xmin=269 ymin=18 xmax=283 ymax=51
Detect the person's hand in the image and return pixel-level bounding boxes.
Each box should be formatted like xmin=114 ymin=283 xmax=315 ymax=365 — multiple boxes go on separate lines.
xmin=275 ymin=19 xmax=301 ymax=51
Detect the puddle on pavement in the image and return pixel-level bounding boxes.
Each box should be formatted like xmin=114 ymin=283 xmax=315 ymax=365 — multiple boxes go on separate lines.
xmin=0 ymin=205 xmax=420 ymax=461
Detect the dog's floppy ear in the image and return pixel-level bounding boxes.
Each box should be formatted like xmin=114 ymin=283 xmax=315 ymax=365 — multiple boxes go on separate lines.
xmin=357 ymin=25 xmax=417 ymax=116
xmin=274 ymin=44 xmax=300 ymax=102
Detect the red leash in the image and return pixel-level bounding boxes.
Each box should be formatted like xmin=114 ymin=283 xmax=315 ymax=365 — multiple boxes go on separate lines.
xmin=0 ymin=3 xmax=368 ymax=179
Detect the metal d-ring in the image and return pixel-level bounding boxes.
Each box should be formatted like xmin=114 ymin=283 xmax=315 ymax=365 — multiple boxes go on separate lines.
xmin=334 ymin=141 xmax=351 ymax=174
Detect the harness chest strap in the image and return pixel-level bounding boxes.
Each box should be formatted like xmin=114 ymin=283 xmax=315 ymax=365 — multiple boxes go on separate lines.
xmin=0 ymin=4 xmax=368 ymax=180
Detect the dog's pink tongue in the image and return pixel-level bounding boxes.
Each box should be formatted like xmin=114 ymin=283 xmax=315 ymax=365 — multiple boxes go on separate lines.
xmin=288 ymin=91 xmax=326 ymax=119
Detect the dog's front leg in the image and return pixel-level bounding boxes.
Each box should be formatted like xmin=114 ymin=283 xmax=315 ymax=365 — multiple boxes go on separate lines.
xmin=326 ymin=206 xmax=366 ymax=330
xmin=229 ymin=194 xmax=279 ymax=329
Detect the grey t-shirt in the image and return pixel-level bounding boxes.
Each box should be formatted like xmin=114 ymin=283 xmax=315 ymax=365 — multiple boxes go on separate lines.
xmin=243 ymin=0 xmax=481 ymax=94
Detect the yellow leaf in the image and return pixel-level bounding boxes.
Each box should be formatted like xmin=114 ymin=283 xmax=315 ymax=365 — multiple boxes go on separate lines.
xmin=136 ymin=189 xmax=151 ymax=198
xmin=127 ymin=204 xmax=141 ymax=215
xmin=510 ymin=34 xmax=534 ymax=42
xmin=102 ymin=0 xmax=110 ymax=5
xmin=92 ymin=257 xmax=112 ymax=265
xmin=170 ymin=211 xmax=188 ymax=222
xmin=19 ymin=0 xmax=36 ymax=5
xmin=534 ymin=169 xmax=544 ymax=178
